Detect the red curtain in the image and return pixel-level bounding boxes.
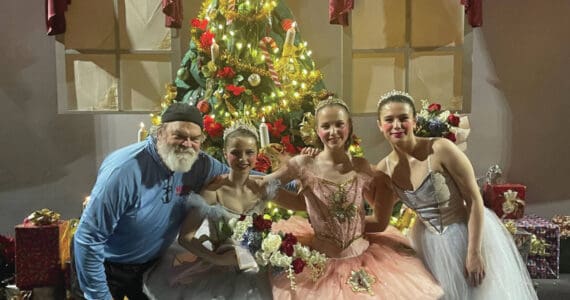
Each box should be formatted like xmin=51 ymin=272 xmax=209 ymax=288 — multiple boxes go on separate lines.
xmin=461 ymin=0 xmax=482 ymax=27
xmin=46 ymin=0 xmax=71 ymax=35
xmin=329 ymin=0 xmax=354 ymax=26
xmin=162 ymin=0 xmax=183 ymax=29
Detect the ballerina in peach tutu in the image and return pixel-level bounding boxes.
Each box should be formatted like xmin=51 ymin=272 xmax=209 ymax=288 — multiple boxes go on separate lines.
xmin=266 ymin=97 xmax=443 ymax=299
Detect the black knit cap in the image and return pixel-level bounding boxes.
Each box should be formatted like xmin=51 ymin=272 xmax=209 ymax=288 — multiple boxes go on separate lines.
xmin=161 ymin=102 xmax=203 ymax=129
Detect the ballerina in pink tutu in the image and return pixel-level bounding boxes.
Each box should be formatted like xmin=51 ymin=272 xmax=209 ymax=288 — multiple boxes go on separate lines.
xmin=267 ymin=97 xmax=443 ymax=299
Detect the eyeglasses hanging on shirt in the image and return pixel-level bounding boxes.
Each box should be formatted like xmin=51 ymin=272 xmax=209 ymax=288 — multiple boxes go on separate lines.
xmin=162 ymin=175 xmax=173 ymax=204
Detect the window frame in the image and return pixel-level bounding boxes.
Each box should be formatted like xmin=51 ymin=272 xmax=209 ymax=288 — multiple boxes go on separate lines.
xmin=340 ymin=0 xmax=473 ymax=115
xmin=55 ymin=0 xmax=181 ymax=114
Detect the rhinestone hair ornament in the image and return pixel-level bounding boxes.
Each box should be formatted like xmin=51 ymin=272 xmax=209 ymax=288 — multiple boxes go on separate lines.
xmin=222 ymin=121 xmax=259 ymax=141
xmin=377 ymin=90 xmax=414 ymax=108
xmin=315 ymin=96 xmax=350 ymax=113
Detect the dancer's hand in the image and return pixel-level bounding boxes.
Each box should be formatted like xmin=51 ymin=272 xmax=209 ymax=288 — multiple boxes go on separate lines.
xmin=465 ymin=251 xmax=486 ymax=287
xmin=209 ymin=247 xmax=238 ymax=266
xmin=300 ymin=147 xmax=320 ymax=157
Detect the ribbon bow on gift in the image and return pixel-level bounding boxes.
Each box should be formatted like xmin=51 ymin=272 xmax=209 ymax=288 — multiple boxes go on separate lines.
xmin=24 ymin=208 xmax=61 ymax=226
xmin=530 ymin=234 xmax=549 ymax=256
xmin=503 ymin=220 xmax=517 ymax=235
xmin=501 ymin=189 xmax=525 ymax=218
xmin=552 ymin=215 xmax=570 ymax=238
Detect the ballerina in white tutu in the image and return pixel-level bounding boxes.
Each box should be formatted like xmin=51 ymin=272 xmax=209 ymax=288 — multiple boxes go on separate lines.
xmin=374 ymin=90 xmax=537 ymax=299
xmin=143 ymin=121 xmax=303 ymax=300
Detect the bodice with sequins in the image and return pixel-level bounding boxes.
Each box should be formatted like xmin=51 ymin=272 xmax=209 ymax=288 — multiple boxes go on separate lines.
xmin=387 ymin=158 xmax=468 ymax=234
xmin=298 ymin=169 xmax=371 ymax=252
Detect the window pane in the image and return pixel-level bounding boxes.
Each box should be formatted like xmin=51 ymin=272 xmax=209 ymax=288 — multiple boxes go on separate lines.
xmin=120 ymin=55 xmax=171 ymax=111
xmin=119 ymin=0 xmax=172 ymax=50
xmin=65 ymin=0 xmax=115 ymax=49
xmin=409 ymin=52 xmax=463 ymax=110
xmin=351 ymin=53 xmax=405 ymax=114
xmin=352 ymin=0 xmax=406 ymax=50
xmin=410 ymin=0 xmax=464 ymax=47
xmin=66 ymin=54 xmax=118 ymax=111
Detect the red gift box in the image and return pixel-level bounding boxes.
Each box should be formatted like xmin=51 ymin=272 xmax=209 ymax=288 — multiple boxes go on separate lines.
xmin=516 ymin=215 xmax=560 ymax=279
xmin=483 ymin=183 xmax=526 ymax=219
xmin=15 ymin=222 xmax=64 ymax=289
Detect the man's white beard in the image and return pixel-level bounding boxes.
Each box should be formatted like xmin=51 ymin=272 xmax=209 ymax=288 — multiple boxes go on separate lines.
xmin=157 ymin=142 xmax=198 ymax=173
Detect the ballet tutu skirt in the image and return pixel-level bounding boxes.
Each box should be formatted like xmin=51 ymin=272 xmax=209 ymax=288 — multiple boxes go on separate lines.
xmin=270 ymin=216 xmax=443 ymax=300
xmin=410 ymin=208 xmax=537 ymax=300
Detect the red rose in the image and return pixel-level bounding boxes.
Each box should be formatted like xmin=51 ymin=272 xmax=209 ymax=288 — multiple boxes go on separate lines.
xmin=282 ymin=232 xmax=298 ymax=244
xmin=217 ymin=67 xmax=236 ymax=79
xmin=238 ymin=215 xmax=246 ymax=221
xmin=447 ymin=114 xmax=460 ymax=127
xmin=445 ymin=131 xmax=456 ymax=142
xmin=427 ymin=103 xmax=441 ymax=112
xmin=196 ymin=100 xmax=211 ymax=114
xmin=226 ymin=84 xmax=246 ymax=96
xmin=203 ymin=115 xmax=223 ymax=138
xmin=200 ymin=30 xmax=215 ymax=49
xmin=292 ymin=258 xmax=306 ymax=274
xmin=280 ymin=233 xmax=298 ymax=256
xmin=254 ymin=153 xmax=272 ymax=173
xmin=253 ymin=215 xmax=272 ymax=231
xmin=268 ymin=118 xmax=287 ymax=138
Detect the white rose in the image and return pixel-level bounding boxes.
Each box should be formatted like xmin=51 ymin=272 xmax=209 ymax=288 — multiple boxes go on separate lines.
xmin=309 ymin=250 xmax=327 ymax=266
xmin=261 ymin=233 xmax=282 ymax=254
xmin=270 ymin=251 xmax=293 ymax=268
xmin=293 ymin=244 xmax=311 ymax=260
xmin=437 ymin=110 xmax=450 ymax=122
xmin=255 ymin=251 xmax=271 ymax=266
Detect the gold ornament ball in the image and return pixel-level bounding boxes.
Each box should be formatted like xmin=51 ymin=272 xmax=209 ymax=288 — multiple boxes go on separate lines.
xmin=248 ymin=73 xmax=261 ymax=87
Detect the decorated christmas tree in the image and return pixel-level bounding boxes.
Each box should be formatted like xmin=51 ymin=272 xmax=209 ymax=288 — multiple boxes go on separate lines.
xmin=150 ymin=0 xmax=362 ymax=171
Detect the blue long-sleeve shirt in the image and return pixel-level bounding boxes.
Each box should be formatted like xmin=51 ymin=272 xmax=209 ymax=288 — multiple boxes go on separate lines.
xmin=73 ymin=137 xmax=229 ymax=299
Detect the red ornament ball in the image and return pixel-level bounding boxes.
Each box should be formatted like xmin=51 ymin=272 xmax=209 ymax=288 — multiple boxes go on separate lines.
xmin=196 ymin=100 xmax=211 ymax=114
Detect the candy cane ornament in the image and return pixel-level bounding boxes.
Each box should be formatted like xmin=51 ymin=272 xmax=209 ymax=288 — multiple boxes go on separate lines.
xmin=226 ymin=0 xmax=235 ymax=25
xmin=259 ymin=37 xmax=281 ymax=87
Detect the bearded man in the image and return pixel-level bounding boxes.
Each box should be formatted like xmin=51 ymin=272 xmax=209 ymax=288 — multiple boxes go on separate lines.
xmin=72 ymin=103 xmax=230 ymax=300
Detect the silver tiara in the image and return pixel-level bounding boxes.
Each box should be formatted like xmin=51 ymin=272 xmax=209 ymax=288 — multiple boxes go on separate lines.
xmin=377 ymin=90 xmax=414 ymax=108
xmin=315 ymin=96 xmax=350 ymax=113
xmin=222 ymin=121 xmax=259 ymax=141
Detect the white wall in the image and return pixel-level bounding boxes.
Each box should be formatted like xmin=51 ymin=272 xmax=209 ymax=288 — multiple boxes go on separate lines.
xmin=1 ymin=0 xmax=568 ymax=235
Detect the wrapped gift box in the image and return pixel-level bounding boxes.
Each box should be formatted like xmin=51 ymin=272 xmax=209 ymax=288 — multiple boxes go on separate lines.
xmin=483 ymin=183 xmax=526 ymax=219
xmin=551 ymin=215 xmax=570 ymax=273
xmin=516 ymin=215 xmax=560 ymax=279
xmin=503 ymin=220 xmax=532 ymax=263
xmin=15 ymin=222 xmax=64 ymax=289
xmin=513 ymin=230 xmax=532 ymax=263
xmin=560 ymin=237 xmax=570 ymax=273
